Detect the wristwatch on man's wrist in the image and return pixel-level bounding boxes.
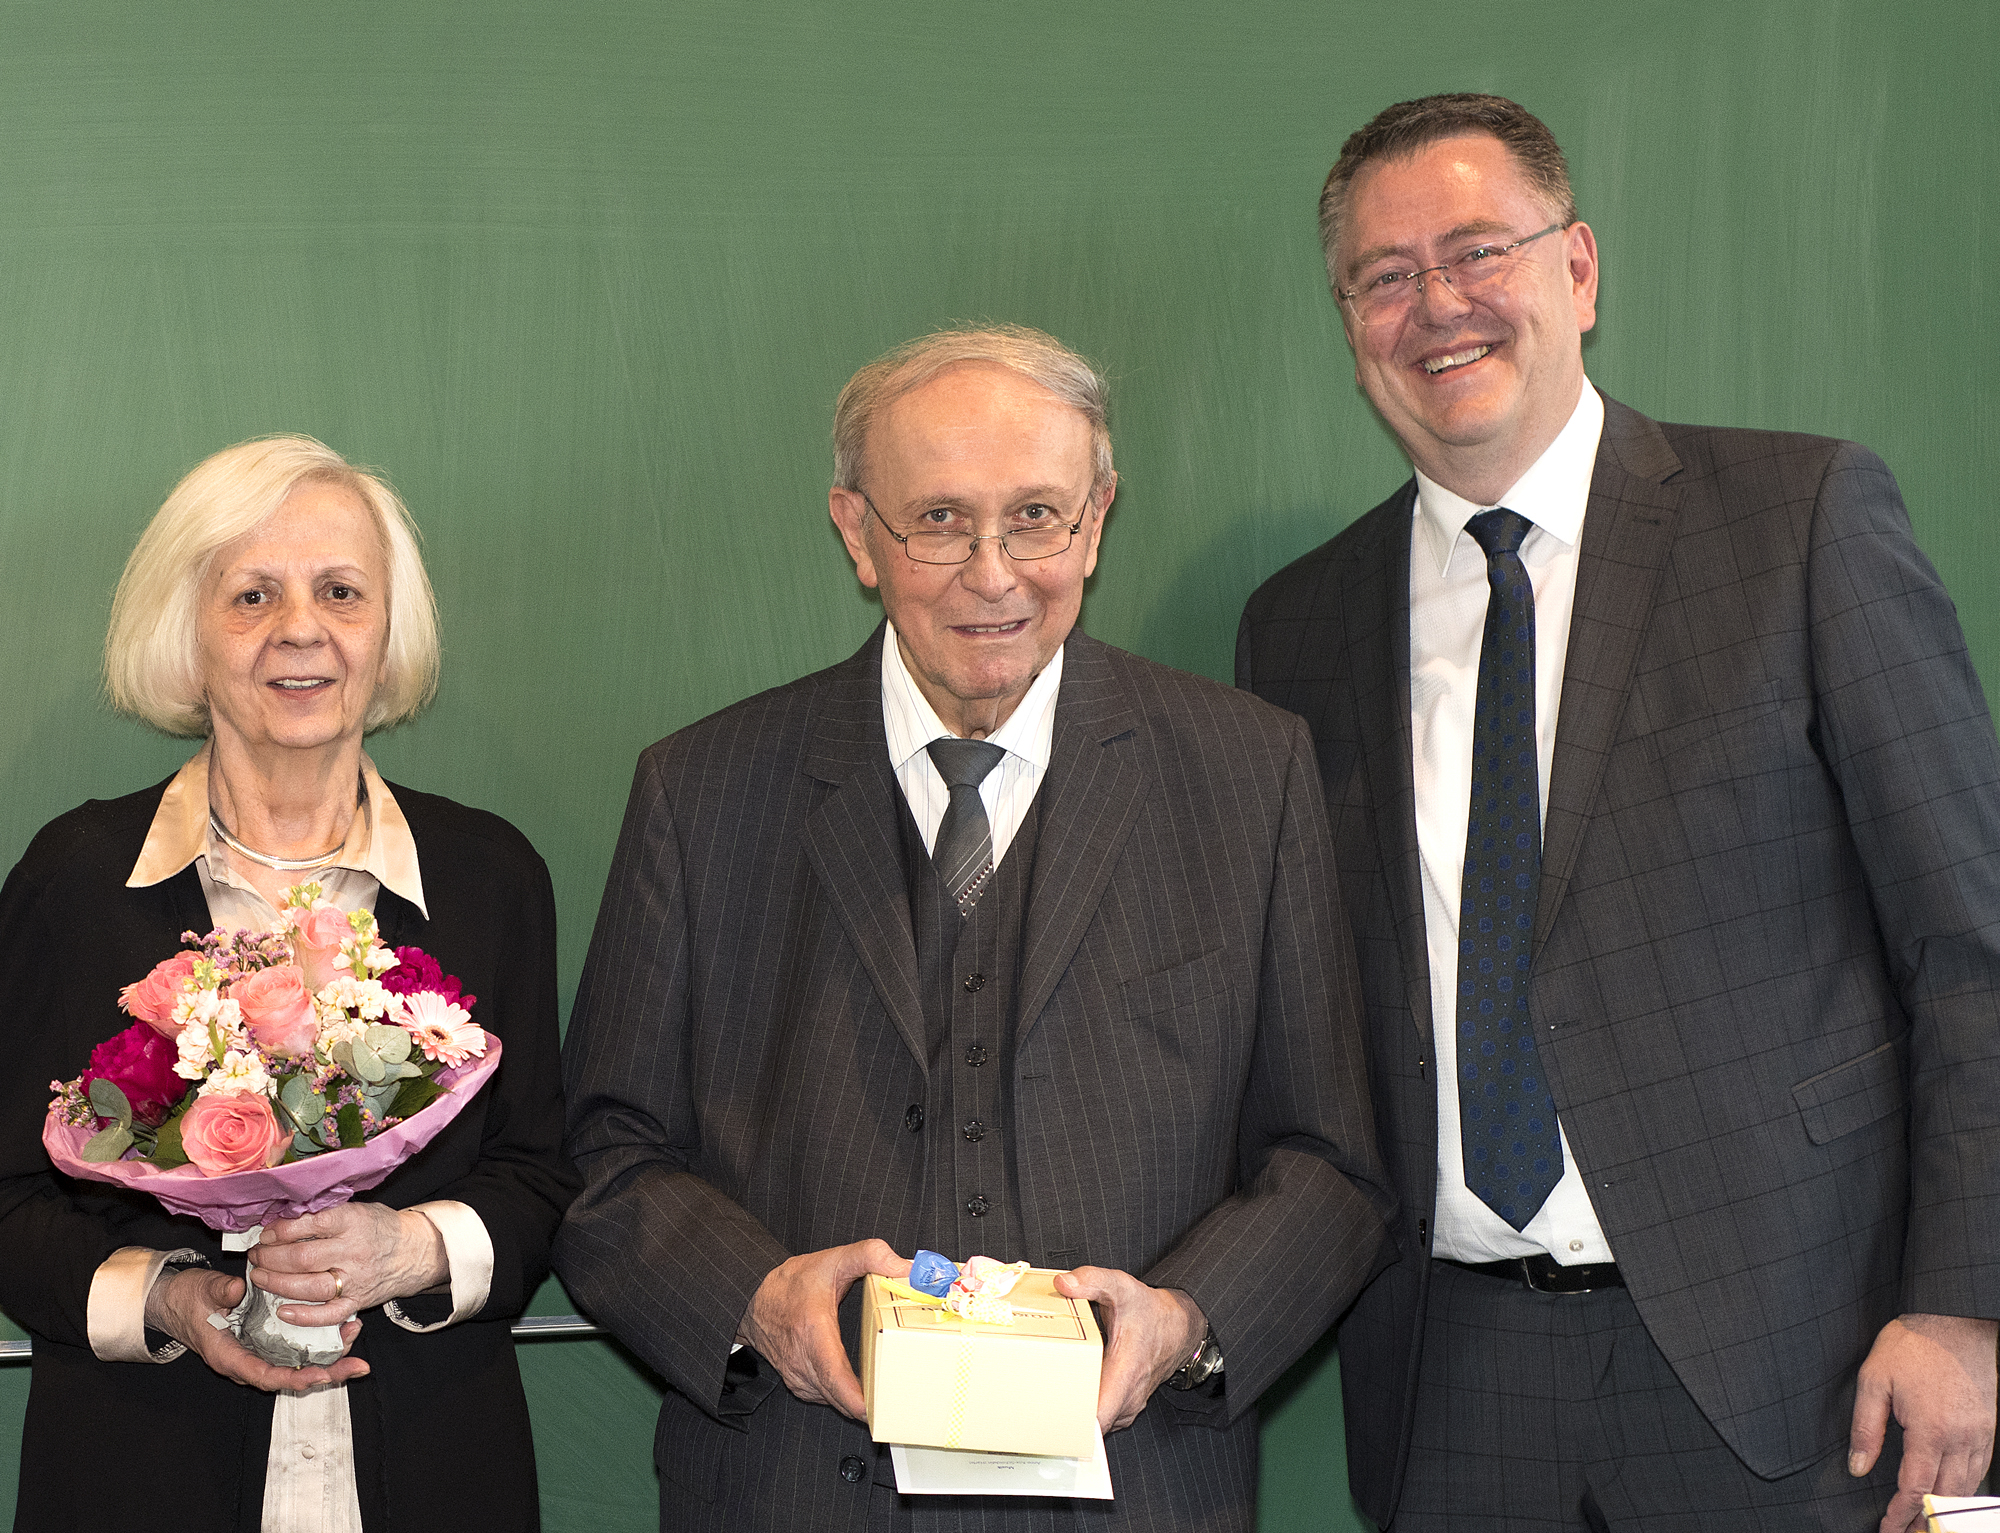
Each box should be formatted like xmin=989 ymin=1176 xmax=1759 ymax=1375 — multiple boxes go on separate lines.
xmin=1166 ymin=1324 xmax=1224 ymax=1390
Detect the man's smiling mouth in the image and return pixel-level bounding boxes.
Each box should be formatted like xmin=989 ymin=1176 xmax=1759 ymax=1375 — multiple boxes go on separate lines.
xmin=954 ymin=620 xmax=1027 ymax=635
xmin=1421 ymin=345 xmax=1491 ymax=375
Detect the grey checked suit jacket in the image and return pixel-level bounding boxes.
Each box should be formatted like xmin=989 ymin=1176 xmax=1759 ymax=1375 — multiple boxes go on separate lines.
xmin=556 ymin=628 xmax=1392 ymax=1532
xmin=1237 ymin=396 xmax=2000 ymax=1524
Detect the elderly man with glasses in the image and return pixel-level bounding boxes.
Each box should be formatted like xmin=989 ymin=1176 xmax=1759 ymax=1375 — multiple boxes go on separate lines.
xmin=1238 ymin=92 xmax=2000 ymax=1533
xmin=558 ymin=324 xmax=1392 ymax=1532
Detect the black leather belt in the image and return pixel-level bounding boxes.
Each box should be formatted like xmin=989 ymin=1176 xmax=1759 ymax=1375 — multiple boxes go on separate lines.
xmin=1438 ymin=1254 xmax=1624 ymax=1294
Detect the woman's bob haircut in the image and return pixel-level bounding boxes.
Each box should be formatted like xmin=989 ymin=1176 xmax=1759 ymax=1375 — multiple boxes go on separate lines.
xmin=105 ymin=436 xmax=440 ymax=738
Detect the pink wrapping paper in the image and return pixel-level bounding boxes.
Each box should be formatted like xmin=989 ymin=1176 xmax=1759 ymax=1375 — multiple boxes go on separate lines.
xmin=41 ymin=1039 xmax=503 ymax=1233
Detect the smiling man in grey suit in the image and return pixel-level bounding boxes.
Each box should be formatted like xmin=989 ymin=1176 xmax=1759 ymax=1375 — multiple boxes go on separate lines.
xmin=1238 ymin=95 xmax=2000 ymax=1532
xmin=558 ymin=324 xmax=1391 ymax=1531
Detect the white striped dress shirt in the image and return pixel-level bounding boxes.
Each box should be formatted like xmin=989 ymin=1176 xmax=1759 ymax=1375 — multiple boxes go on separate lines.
xmin=880 ymin=621 xmax=1061 ymax=866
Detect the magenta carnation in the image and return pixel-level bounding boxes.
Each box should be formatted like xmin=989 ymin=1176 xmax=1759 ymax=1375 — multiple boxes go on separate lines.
xmin=378 ymin=946 xmax=476 ymax=1011
xmin=79 ymin=1021 xmax=189 ymax=1128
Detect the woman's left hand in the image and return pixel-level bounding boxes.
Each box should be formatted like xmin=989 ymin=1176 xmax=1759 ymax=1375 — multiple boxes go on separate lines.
xmin=248 ymin=1204 xmax=449 ymax=1327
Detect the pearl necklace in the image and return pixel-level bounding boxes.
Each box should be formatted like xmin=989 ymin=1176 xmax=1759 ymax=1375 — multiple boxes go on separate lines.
xmin=208 ymin=810 xmax=346 ymax=873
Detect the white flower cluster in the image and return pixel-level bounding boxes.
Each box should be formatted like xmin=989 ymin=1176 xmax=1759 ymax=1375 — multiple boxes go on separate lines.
xmin=172 ymin=989 xmax=248 ymax=1082
xmin=198 ymin=1047 xmax=273 ymax=1099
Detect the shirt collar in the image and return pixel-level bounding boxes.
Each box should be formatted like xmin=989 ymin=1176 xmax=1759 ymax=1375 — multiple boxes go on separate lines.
xmin=126 ymin=740 xmax=429 ymax=917
xmin=880 ymin=620 xmax=1063 ymax=773
xmin=1413 ymin=377 xmax=1605 ymax=579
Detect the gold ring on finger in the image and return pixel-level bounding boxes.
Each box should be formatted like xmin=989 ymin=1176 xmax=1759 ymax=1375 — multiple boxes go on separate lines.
xmin=331 ymin=1268 xmax=345 ymax=1301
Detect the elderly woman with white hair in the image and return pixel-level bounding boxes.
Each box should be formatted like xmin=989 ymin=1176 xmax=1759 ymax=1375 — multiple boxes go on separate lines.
xmin=0 ymin=438 xmax=576 ymax=1531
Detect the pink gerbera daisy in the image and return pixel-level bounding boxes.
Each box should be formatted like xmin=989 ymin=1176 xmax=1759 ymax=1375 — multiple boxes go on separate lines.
xmin=398 ymin=990 xmax=488 ymax=1066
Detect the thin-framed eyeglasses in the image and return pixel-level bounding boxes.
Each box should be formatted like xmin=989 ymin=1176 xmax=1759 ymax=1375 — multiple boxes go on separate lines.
xmin=861 ymin=487 xmax=1094 ymax=565
xmin=1338 ymin=222 xmax=1566 ymax=327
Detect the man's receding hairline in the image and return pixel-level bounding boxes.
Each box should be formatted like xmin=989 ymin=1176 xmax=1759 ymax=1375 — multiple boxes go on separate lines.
xmin=1332 ymin=132 xmax=1567 ymax=280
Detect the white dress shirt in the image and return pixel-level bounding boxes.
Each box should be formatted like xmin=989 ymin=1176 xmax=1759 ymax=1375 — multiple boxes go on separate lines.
xmin=1412 ymin=379 xmax=1618 ymax=1267
xmin=92 ymin=742 xmax=494 ymax=1533
xmin=881 ymin=620 xmax=1062 ymax=863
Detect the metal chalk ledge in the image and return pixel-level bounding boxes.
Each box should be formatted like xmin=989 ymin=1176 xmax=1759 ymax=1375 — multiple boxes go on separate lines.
xmin=0 ymin=1313 xmax=604 ymax=1363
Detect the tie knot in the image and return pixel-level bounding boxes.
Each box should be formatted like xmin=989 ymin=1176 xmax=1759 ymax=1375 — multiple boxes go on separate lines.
xmin=926 ymin=737 xmax=1005 ymax=789
xmin=1466 ymin=507 xmax=1534 ymax=560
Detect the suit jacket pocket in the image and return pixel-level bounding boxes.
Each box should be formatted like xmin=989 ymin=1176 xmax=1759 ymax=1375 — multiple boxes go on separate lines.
xmin=1792 ymin=1037 xmax=1907 ymax=1146
xmin=1123 ymin=947 xmax=1228 ymax=1021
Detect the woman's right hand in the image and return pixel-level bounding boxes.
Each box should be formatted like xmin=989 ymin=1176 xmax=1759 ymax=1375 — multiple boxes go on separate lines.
xmin=144 ymin=1267 xmax=368 ymax=1393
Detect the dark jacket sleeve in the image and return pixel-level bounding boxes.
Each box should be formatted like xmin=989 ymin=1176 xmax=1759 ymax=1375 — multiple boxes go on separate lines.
xmin=1799 ymin=444 xmax=2000 ymax=1320
xmin=371 ymin=795 xmax=581 ymax=1325
xmin=1139 ymin=713 xmax=1395 ymax=1419
xmin=553 ymin=750 xmax=791 ymax=1422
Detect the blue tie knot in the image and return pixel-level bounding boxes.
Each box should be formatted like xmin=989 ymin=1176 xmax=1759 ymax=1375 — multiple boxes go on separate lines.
xmin=1466 ymin=507 xmax=1534 ymax=560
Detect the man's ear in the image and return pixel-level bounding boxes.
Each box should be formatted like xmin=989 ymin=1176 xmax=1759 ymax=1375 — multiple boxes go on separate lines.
xmin=1565 ymin=220 xmax=1600 ymax=335
xmin=829 ymin=487 xmax=881 ymax=590
xmin=1079 ymin=474 xmax=1115 ymax=579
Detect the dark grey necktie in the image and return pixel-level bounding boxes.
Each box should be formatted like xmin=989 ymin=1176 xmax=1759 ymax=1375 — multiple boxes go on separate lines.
xmin=926 ymin=738 xmax=1006 ymax=913
xmin=1456 ymin=508 xmax=1564 ymax=1229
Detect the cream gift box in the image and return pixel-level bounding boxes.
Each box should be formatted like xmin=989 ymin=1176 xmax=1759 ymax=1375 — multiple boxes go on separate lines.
xmin=861 ymin=1268 xmax=1102 ymax=1459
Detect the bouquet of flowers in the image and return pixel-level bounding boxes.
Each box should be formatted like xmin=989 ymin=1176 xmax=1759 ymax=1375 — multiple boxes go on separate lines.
xmin=43 ymin=882 xmax=504 ymax=1365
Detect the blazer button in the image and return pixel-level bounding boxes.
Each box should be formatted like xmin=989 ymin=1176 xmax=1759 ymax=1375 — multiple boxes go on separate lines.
xmin=838 ymin=1455 xmax=865 ymax=1483
xmin=963 ymin=972 xmax=986 ymax=993
xmin=964 ymin=1043 xmax=988 ymax=1067
xmin=962 ymin=1119 xmax=986 ymax=1142
xmin=904 ymin=1105 xmax=924 ymax=1132
xmin=966 ymin=1194 xmax=991 ymax=1217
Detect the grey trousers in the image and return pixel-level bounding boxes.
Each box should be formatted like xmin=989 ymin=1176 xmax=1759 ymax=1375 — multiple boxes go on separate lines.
xmin=1389 ymin=1260 xmax=1900 ymax=1531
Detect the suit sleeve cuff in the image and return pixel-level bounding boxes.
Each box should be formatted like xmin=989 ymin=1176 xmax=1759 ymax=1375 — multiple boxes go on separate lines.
xmin=384 ymin=1201 xmax=492 ymax=1332
xmin=88 ymin=1246 xmax=205 ymax=1363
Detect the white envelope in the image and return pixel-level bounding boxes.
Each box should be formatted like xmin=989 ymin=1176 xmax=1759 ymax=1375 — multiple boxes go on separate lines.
xmin=1926 ymin=1495 xmax=2000 ymax=1531
xmin=889 ymin=1422 xmax=1114 ymax=1499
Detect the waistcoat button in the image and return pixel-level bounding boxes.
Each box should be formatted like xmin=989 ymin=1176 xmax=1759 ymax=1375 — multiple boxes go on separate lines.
xmin=962 ymin=1119 xmax=985 ymax=1141
xmin=964 ymin=1043 xmax=988 ymax=1067
xmin=966 ymin=1194 xmax=991 ymax=1217
xmin=904 ymin=1104 xmax=924 ymax=1132
xmin=963 ymin=973 xmax=986 ymax=993
xmin=838 ymin=1455 xmax=865 ymax=1483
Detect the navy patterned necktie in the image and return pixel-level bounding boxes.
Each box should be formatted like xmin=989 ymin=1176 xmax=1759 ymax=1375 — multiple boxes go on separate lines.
xmin=926 ymin=738 xmax=1006 ymax=913
xmin=1457 ymin=508 xmax=1563 ymax=1229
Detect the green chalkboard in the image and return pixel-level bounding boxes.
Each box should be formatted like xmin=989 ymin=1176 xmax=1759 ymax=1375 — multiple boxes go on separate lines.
xmin=2 ymin=2 xmax=1994 ymax=1528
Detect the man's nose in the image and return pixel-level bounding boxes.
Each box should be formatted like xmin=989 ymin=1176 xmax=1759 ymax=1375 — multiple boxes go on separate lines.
xmin=1410 ymin=267 xmax=1474 ymax=322
xmin=957 ymin=535 xmax=1019 ymax=599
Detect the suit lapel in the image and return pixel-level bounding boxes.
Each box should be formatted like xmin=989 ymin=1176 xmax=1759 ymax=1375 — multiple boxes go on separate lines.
xmin=1534 ymin=397 xmax=1684 ymax=952
xmin=801 ymin=629 xmax=930 ymax=1066
xmin=1346 ymin=489 xmax=1439 ymax=1049
xmin=1016 ymin=632 xmax=1148 ymax=1051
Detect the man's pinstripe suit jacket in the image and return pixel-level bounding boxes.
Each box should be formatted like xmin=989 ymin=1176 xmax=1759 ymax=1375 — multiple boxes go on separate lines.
xmin=555 ymin=627 xmax=1393 ymax=1531
xmin=1237 ymin=395 xmax=2000 ymax=1525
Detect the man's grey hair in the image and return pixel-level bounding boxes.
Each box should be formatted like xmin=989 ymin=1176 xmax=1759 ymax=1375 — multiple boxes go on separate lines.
xmin=832 ymin=324 xmax=1114 ymax=495
xmin=1318 ymin=93 xmax=1578 ymax=289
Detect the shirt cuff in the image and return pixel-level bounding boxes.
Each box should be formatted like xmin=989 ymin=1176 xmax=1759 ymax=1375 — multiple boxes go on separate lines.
xmin=88 ymin=1246 xmax=206 ymax=1364
xmin=383 ymin=1201 xmax=492 ymax=1332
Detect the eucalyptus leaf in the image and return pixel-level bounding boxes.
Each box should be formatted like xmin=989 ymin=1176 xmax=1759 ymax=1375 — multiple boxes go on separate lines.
xmin=87 ymin=1078 xmax=133 ymax=1127
xmin=385 ymin=1061 xmax=421 ymax=1081
xmin=81 ymin=1124 xmax=134 ymax=1162
xmin=331 ymin=1040 xmax=356 ymax=1077
xmin=364 ymin=1025 xmax=411 ymax=1066
xmin=351 ymin=1043 xmax=386 ymax=1084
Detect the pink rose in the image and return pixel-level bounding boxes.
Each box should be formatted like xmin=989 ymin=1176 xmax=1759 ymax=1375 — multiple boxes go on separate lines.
xmin=118 ymin=952 xmax=199 ymax=1037
xmin=79 ymin=1021 xmax=189 ymax=1127
xmin=232 ymin=965 xmax=320 ymax=1058
xmin=290 ymin=907 xmax=353 ymax=992
xmin=180 ymin=1091 xmax=289 ymax=1176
